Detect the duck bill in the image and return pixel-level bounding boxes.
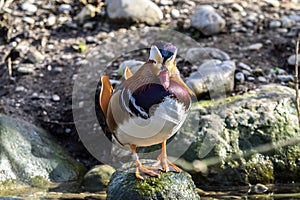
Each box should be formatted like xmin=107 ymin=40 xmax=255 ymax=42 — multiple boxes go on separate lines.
xmin=159 ymin=70 xmax=170 ymax=89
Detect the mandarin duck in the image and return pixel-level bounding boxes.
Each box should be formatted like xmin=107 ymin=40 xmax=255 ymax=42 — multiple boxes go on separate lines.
xmin=100 ymin=41 xmax=195 ymax=179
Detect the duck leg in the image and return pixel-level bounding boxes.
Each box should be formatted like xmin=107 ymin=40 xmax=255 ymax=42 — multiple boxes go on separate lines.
xmin=130 ymin=144 xmax=160 ymax=180
xmin=156 ymin=140 xmax=181 ymax=173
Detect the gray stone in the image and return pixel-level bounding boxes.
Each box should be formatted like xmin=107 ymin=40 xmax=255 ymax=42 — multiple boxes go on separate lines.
xmin=263 ymin=0 xmax=280 ymax=7
xmin=27 ymin=47 xmax=45 ymax=63
xmin=231 ymin=3 xmax=244 ymax=12
xmin=118 ymin=60 xmax=145 ymax=76
xmin=186 ymin=60 xmax=236 ymax=97
xmin=17 ymin=64 xmax=35 ymax=74
xmin=171 ymin=9 xmax=180 ymax=18
xmin=52 ymin=94 xmax=60 ymax=102
xmin=82 ymin=165 xmax=116 ymax=192
xmin=106 ymin=160 xmax=200 ymax=200
xmin=74 ymin=4 xmax=99 ymax=24
xmin=281 ymin=16 xmax=296 ymax=28
xmin=247 ymin=43 xmax=263 ymax=50
xmin=238 ymin=62 xmax=252 ymax=72
xmin=288 ymin=14 xmax=300 ymax=22
xmin=58 ymin=4 xmax=72 ymax=13
xmin=191 ymin=5 xmax=226 ymax=36
xmin=235 ymin=72 xmax=245 ymax=83
xmin=181 ymin=84 xmax=300 ymax=186
xmin=276 ymin=74 xmax=294 ymax=82
xmin=20 ymin=2 xmax=37 ymax=13
xmin=107 ymin=0 xmax=163 ymax=25
xmin=0 ymin=114 xmax=86 ymax=190
xmin=46 ymin=15 xmax=56 ymax=27
xmin=258 ymin=76 xmax=268 ymax=83
xmin=186 ymin=47 xmax=230 ymax=66
xmin=269 ymin=20 xmax=281 ymax=28
xmin=287 ymin=54 xmax=300 ymax=66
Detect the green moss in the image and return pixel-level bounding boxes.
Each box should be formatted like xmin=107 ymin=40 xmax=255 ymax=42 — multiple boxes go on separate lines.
xmin=30 ymin=176 xmax=50 ymax=188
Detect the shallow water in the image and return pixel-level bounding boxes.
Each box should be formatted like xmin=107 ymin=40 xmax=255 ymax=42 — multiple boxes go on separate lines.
xmin=0 ymin=184 xmax=299 ymax=199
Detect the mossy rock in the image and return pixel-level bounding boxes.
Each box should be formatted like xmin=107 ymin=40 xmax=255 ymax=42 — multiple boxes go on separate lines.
xmin=0 ymin=114 xmax=87 ymax=190
xmin=180 ymin=84 xmax=300 ymax=187
xmin=107 ymin=160 xmax=200 ymax=200
xmin=82 ymin=164 xmax=116 ymax=192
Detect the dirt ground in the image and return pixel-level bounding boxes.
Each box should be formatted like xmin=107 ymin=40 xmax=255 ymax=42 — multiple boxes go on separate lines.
xmin=0 ymin=0 xmax=299 ymax=168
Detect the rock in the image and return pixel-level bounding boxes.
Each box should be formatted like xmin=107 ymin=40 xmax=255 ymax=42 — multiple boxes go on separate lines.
xmin=186 ymin=47 xmax=230 ymax=66
xmin=191 ymin=5 xmax=226 ymax=36
xmin=288 ymin=14 xmax=300 ymax=22
xmin=27 ymin=47 xmax=45 ymax=63
xmin=287 ymin=54 xmax=300 ymax=66
xmin=281 ymin=16 xmax=295 ymax=28
xmin=107 ymin=0 xmax=163 ymax=25
xmin=23 ymin=17 xmax=35 ymax=25
xmin=181 ymin=84 xmax=300 ymax=186
xmin=0 ymin=114 xmax=86 ymax=190
xmin=269 ymin=20 xmax=281 ymax=28
xmin=186 ymin=60 xmax=236 ymax=98
xmin=263 ymin=0 xmax=280 ymax=7
xmin=17 ymin=64 xmax=36 ymax=74
xmin=238 ymin=62 xmax=252 ymax=72
xmin=82 ymin=165 xmax=116 ymax=192
xmin=171 ymin=9 xmax=180 ymax=18
xmin=276 ymin=74 xmax=294 ymax=82
xmin=231 ymin=3 xmax=244 ymax=12
xmin=235 ymin=72 xmax=245 ymax=83
xmin=117 ymin=60 xmax=145 ymax=76
xmin=247 ymin=43 xmax=263 ymax=50
xmin=51 ymin=94 xmax=60 ymax=102
xmin=74 ymin=4 xmax=99 ymax=24
xmin=106 ymin=160 xmax=200 ymax=200
xmin=258 ymin=76 xmax=268 ymax=83
xmin=58 ymin=4 xmax=72 ymax=14
xmin=46 ymin=15 xmax=56 ymax=27
xmin=20 ymin=2 xmax=37 ymax=14
xmin=159 ymin=0 xmax=173 ymax=5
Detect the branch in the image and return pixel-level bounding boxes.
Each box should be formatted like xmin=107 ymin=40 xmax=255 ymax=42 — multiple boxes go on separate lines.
xmin=295 ymin=34 xmax=300 ymax=128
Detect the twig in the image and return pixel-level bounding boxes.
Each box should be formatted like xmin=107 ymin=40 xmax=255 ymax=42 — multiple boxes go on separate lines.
xmin=7 ymin=57 xmax=12 ymax=78
xmin=295 ymin=34 xmax=300 ymax=128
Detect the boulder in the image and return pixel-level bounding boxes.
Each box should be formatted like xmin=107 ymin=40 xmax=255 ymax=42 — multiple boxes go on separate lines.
xmin=179 ymin=84 xmax=300 ymax=187
xmin=186 ymin=60 xmax=236 ymax=98
xmin=107 ymin=160 xmax=200 ymax=200
xmin=82 ymin=165 xmax=116 ymax=192
xmin=0 ymin=114 xmax=86 ymax=190
xmin=107 ymin=0 xmax=163 ymax=25
xmin=191 ymin=5 xmax=226 ymax=36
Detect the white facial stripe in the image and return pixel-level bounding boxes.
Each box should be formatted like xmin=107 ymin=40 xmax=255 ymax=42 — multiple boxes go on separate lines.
xmin=149 ymin=45 xmax=163 ymax=64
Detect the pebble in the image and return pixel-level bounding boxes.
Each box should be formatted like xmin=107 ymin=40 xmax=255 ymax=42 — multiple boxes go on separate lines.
xmin=287 ymin=54 xmax=300 ymax=66
xmin=288 ymin=14 xmax=300 ymax=22
xmin=281 ymin=16 xmax=295 ymax=28
xmin=247 ymin=43 xmax=263 ymax=51
xmin=269 ymin=21 xmax=281 ymax=28
xmin=52 ymin=94 xmax=60 ymax=102
xmin=27 ymin=47 xmax=45 ymax=63
xmin=277 ymin=75 xmax=294 ymax=82
xmin=238 ymin=62 xmax=252 ymax=72
xmin=15 ymin=86 xmax=26 ymax=92
xmin=107 ymin=0 xmax=163 ymax=25
xmin=17 ymin=64 xmax=35 ymax=74
xmin=231 ymin=3 xmax=244 ymax=12
xmin=247 ymin=77 xmax=255 ymax=81
xmin=58 ymin=4 xmax=72 ymax=13
xmin=23 ymin=17 xmax=35 ymax=25
xmin=171 ymin=9 xmax=180 ymax=18
xmin=191 ymin=5 xmax=226 ymax=36
xmin=46 ymin=15 xmax=56 ymax=27
xmin=235 ymin=72 xmax=245 ymax=83
xmin=263 ymin=0 xmax=280 ymax=7
xmin=159 ymin=0 xmax=173 ymax=5
xmin=74 ymin=4 xmax=98 ymax=24
xmin=21 ymin=2 xmax=38 ymax=13
xmin=258 ymin=76 xmax=268 ymax=83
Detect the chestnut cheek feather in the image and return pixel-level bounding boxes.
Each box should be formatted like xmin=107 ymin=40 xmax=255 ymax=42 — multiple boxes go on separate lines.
xmin=159 ymin=71 xmax=170 ymax=89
